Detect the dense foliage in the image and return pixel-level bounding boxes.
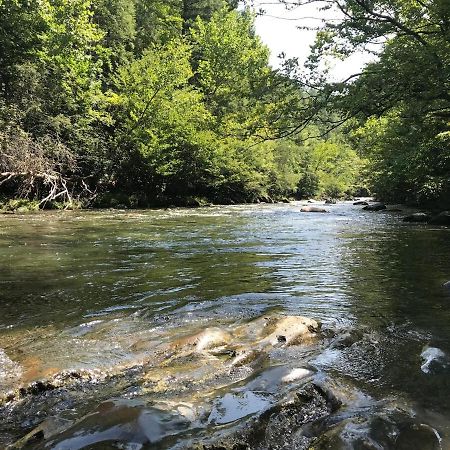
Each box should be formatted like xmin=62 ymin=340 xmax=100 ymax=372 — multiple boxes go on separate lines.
xmin=0 ymin=0 xmax=364 ymax=209
xmin=283 ymin=0 xmax=449 ymax=207
xmin=6 ymin=0 xmax=446 ymax=208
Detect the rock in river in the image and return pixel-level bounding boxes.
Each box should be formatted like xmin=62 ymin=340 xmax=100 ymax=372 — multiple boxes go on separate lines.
xmin=403 ymin=212 xmax=431 ymax=223
xmin=363 ymin=203 xmax=386 ymax=211
xmin=195 ymin=383 xmax=341 ymax=450
xmin=353 ymin=200 xmax=369 ymax=206
xmin=420 ymin=346 xmax=449 ymax=374
xmin=260 ymin=315 xmax=320 ymax=346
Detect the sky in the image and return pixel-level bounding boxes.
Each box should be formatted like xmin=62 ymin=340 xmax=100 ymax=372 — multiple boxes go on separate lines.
xmin=250 ymin=1 xmax=376 ymax=80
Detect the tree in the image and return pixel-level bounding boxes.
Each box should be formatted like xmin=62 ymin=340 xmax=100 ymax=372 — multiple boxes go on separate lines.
xmin=268 ymin=0 xmax=450 ymax=205
xmin=190 ymin=7 xmax=272 ymax=136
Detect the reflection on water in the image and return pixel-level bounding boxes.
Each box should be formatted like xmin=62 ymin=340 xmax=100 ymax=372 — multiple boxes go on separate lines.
xmin=0 ymin=202 xmax=449 ymax=447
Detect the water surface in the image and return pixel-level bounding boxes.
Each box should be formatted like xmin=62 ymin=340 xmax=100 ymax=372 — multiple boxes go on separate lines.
xmin=0 ymin=202 xmax=449 ymax=448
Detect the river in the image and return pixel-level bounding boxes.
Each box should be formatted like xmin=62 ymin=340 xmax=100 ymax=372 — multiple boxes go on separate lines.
xmin=0 ymin=202 xmax=449 ymax=449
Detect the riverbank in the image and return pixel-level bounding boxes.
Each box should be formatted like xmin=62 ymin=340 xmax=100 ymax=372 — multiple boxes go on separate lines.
xmin=2 ymin=196 xmax=449 ymax=228
xmin=0 ymin=193 xmax=294 ymax=214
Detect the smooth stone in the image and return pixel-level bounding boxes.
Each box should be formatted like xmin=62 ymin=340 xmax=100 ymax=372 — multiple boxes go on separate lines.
xmin=325 ymin=199 xmax=337 ymax=204
xmin=354 ymin=200 xmax=369 ymax=206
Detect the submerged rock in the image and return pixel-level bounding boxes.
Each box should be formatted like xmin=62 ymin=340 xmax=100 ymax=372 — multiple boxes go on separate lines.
xmin=300 ymin=206 xmax=328 ymax=213
xmin=363 ymin=203 xmax=386 ymax=211
xmin=403 ymin=213 xmax=431 ymax=223
xmin=36 ymin=400 xmax=189 ymax=450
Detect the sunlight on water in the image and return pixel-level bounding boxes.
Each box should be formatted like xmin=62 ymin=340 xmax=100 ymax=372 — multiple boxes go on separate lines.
xmin=0 ymin=202 xmax=449 ymax=448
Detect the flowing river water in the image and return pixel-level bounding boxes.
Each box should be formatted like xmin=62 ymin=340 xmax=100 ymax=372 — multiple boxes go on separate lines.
xmin=0 ymin=202 xmax=449 ymax=449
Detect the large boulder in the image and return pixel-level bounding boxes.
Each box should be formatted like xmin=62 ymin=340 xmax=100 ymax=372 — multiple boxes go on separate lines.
xmin=403 ymin=212 xmax=431 ymax=223
xmin=363 ymin=203 xmax=386 ymax=211
xmin=429 ymin=211 xmax=450 ymax=226
xmin=300 ymin=206 xmax=328 ymax=213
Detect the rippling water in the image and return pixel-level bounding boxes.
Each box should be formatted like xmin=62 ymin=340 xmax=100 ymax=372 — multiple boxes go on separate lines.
xmin=0 ymin=202 xmax=449 ymax=448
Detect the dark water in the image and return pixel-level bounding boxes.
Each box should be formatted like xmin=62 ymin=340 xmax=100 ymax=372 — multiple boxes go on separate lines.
xmin=0 ymin=202 xmax=449 ymax=448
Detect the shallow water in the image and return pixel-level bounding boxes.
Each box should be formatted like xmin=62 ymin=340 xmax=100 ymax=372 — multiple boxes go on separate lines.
xmin=0 ymin=202 xmax=449 ymax=448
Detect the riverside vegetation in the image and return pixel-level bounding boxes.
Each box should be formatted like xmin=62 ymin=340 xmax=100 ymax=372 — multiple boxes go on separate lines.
xmin=1 ymin=0 xmax=448 ymax=210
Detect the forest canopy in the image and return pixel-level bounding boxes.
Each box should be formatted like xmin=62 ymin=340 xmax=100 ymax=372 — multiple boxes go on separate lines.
xmin=0 ymin=0 xmax=448 ymax=209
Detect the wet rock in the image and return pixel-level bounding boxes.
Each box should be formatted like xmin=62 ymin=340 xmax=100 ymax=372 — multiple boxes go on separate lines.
xmin=395 ymin=422 xmax=441 ymax=450
xmin=443 ymin=281 xmax=450 ymax=290
xmin=330 ymin=328 xmax=365 ymax=349
xmin=429 ymin=211 xmax=450 ymax=226
xmin=8 ymin=416 xmax=72 ymax=449
xmin=354 ymin=201 xmax=369 ymax=206
xmin=231 ymin=349 xmax=266 ymax=368
xmin=260 ymin=316 xmax=320 ymax=346
xmin=300 ymin=206 xmax=328 ymax=213
xmin=420 ymin=346 xmax=449 ymax=374
xmin=2 ymin=369 xmax=107 ymax=405
xmin=170 ymin=327 xmax=233 ymax=354
xmin=281 ymin=368 xmax=314 ymax=383
xmin=208 ymin=391 xmax=273 ymax=426
xmin=403 ymin=213 xmax=431 ymax=223
xmin=325 ymin=199 xmax=337 ymax=204
xmin=0 ymin=349 xmax=22 ymax=392
xmin=41 ymin=399 xmax=189 ymax=449
xmin=196 ymin=383 xmax=340 ymax=450
xmin=313 ymin=407 xmax=442 ymax=450
xmin=363 ymin=203 xmax=386 ymax=211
